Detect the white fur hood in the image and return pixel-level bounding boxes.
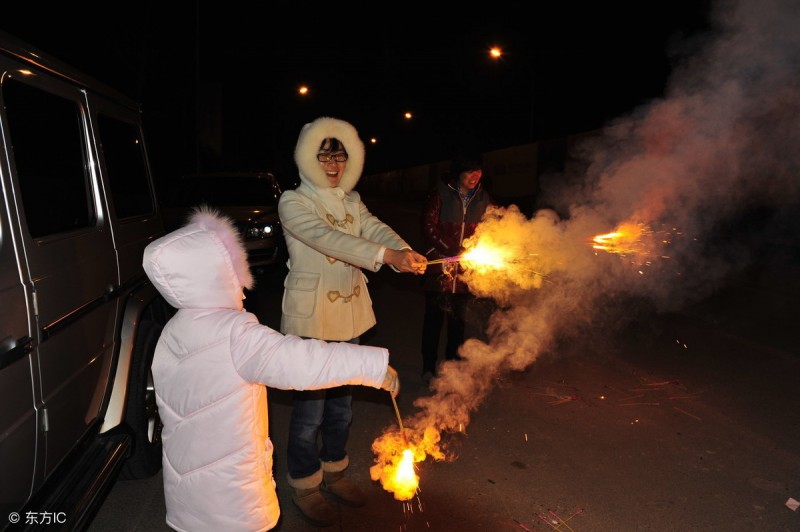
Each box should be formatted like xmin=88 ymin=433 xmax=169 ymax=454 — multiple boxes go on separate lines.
xmin=294 ymin=116 xmax=365 ymax=193
xmin=143 ymin=206 xmax=254 ymax=310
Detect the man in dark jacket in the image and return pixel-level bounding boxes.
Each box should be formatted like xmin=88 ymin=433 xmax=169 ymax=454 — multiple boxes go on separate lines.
xmin=420 ymin=152 xmax=494 ymax=382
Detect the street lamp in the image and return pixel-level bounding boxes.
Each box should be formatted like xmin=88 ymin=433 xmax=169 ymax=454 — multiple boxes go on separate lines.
xmin=488 ymin=44 xmax=536 ymax=142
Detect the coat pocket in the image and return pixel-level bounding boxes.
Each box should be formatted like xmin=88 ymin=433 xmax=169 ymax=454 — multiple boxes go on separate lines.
xmin=282 ymin=271 xmax=319 ymax=318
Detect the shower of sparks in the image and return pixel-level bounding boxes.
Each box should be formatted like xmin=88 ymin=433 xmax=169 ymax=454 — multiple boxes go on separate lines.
xmin=370 ymin=433 xmax=420 ymax=501
xmin=592 ymin=222 xmax=652 ymax=255
xmin=371 ymin=426 xmax=444 ymax=501
xmin=536 ymin=507 xmax=584 ymax=530
xmin=460 ymin=241 xmax=514 ymax=271
xmin=428 ymin=242 xmax=548 ymax=292
xmin=590 ymin=222 xmax=685 ymax=271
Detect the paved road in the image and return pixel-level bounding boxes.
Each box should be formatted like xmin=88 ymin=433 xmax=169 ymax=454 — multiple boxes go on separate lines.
xmin=87 ymin=197 xmax=800 ymax=531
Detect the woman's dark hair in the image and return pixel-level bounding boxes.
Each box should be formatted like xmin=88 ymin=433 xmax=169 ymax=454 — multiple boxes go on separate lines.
xmin=451 ymin=151 xmax=482 ymax=176
xmin=319 ymin=137 xmax=347 ymax=154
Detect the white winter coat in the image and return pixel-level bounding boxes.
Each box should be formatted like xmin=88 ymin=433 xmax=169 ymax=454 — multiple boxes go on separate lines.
xmin=279 ymin=116 xmax=411 ymax=340
xmin=143 ymin=207 xmax=390 ymax=531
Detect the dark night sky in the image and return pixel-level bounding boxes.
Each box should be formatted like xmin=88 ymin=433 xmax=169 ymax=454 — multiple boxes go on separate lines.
xmin=2 ymin=1 xmax=711 ymax=181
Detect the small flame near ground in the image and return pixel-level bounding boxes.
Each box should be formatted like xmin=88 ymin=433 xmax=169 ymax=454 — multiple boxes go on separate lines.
xmin=370 ymin=426 xmax=444 ymax=501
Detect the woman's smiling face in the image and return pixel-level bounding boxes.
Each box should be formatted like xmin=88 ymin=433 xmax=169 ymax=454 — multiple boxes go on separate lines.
xmin=317 ymin=138 xmax=348 ymax=187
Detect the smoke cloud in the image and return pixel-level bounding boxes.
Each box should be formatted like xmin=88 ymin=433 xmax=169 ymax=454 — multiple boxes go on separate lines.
xmin=373 ymin=0 xmax=800 ymax=483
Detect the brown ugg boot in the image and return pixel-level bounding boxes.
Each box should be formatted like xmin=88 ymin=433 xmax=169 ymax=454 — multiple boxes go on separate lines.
xmin=321 ymin=456 xmax=366 ymax=507
xmin=288 ymin=470 xmax=336 ymax=527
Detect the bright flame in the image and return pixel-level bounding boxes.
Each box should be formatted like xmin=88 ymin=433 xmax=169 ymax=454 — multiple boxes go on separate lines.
xmin=454 ymin=207 xmax=550 ymax=295
xmin=371 ymin=426 xmax=444 ymax=500
xmin=370 ymin=434 xmax=419 ymax=500
xmin=394 ymin=450 xmax=418 ymax=493
xmin=590 ymin=221 xmax=682 ymax=272
xmin=591 ymin=222 xmax=649 ymax=255
xmin=460 ymin=240 xmax=513 ymax=272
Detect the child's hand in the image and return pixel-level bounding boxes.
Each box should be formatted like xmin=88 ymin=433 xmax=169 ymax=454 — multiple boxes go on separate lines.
xmin=381 ymin=365 xmax=400 ymax=397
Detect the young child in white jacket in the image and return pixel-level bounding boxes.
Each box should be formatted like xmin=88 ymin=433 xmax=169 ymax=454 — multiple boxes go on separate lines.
xmin=142 ymin=206 xmax=399 ymax=531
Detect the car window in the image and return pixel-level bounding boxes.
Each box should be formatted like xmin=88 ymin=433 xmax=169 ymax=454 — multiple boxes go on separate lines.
xmin=98 ymin=114 xmax=154 ymax=219
xmin=3 ymin=78 xmax=95 ymax=237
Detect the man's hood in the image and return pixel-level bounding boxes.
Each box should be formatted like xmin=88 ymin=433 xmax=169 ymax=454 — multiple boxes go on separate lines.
xmin=294 ymin=116 xmax=365 ymax=193
xmin=143 ymin=206 xmax=254 ymax=310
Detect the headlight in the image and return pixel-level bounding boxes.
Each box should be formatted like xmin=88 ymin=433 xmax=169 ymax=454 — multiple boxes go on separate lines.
xmin=245 ymin=224 xmax=275 ymax=239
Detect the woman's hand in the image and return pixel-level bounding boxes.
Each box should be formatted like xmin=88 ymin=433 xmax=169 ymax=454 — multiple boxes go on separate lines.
xmin=384 ymin=248 xmax=427 ymax=274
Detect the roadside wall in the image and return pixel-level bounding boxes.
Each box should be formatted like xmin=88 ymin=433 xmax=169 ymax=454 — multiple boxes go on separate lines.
xmin=360 ymin=136 xmax=578 ymax=215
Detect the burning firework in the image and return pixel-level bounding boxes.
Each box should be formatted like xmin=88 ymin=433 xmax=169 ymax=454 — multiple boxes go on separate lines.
xmin=591 ymin=222 xmax=652 ymax=255
xmin=426 ymin=234 xmax=547 ymax=293
xmin=370 ymin=432 xmax=418 ymax=500
xmin=370 ymin=394 xmax=451 ymax=501
xmin=590 ymin=221 xmax=680 ymax=271
xmin=460 ymin=240 xmax=516 ymax=273
xmin=370 ymin=424 xmax=445 ymax=501
xmin=369 ymin=437 xmax=419 ymax=501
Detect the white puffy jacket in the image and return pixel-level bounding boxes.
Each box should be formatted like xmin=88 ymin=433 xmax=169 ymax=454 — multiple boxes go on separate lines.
xmin=143 ymin=207 xmax=389 ymax=531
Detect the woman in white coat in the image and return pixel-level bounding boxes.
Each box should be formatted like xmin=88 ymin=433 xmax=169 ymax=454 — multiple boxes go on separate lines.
xmin=278 ymin=116 xmax=425 ymax=526
xmin=143 ymin=206 xmax=400 ymax=531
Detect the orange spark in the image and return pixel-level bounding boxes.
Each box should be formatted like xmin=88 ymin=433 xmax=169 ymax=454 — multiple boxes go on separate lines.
xmin=460 ymin=240 xmax=513 ymax=272
xmin=371 ymin=426 xmax=445 ymax=500
xmin=370 ymin=433 xmax=419 ymax=500
xmin=395 ymin=450 xmax=418 ymax=492
xmin=591 ymin=222 xmax=650 ymax=255
xmin=590 ymin=221 xmax=685 ymax=273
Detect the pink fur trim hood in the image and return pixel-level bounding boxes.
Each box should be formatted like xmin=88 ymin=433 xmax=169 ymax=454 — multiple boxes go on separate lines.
xmin=143 ymin=205 xmax=254 ymax=310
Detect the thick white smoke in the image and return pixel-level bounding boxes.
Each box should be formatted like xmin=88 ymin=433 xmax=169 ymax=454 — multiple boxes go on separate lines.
xmin=375 ymin=0 xmax=800 ymax=475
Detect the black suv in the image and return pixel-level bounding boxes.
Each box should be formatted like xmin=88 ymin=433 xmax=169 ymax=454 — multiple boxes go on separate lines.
xmin=160 ymin=172 xmax=288 ymax=277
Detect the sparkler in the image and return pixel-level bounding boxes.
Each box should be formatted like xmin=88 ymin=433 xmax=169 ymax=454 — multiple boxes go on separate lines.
xmin=368 ymin=394 xmax=420 ymax=501
xmin=391 ymin=394 xmax=408 ymax=445
xmin=426 ymin=248 xmax=538 ymax=270
xmin=425 ymin=238 xmax=514 ymax=269
xmin=591 ymin=222 xmax=652 ymax=256
xmin=590 ymin=221 xmax=683 ymax=274
xmin=424 ymin=255 xmax=462 ymax=265
xmin=423 ymin=235 xmax=549 ymax=297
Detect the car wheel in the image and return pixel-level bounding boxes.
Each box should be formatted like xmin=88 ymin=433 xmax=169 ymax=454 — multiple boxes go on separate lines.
xmin=119 ymin=312 xmax=164 ymax=479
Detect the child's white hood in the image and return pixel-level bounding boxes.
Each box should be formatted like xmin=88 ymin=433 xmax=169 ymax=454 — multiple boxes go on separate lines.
xmin=143 ymin=206 xmax=254 ymax=310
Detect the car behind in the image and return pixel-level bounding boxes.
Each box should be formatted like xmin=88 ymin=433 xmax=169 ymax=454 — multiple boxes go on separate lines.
xmin=160 ymin=172 xmax=288 ymax=277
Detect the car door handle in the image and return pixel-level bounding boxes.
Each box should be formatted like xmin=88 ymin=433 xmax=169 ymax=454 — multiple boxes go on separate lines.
xmin=0 ymin=336 xmax=33 ymax=370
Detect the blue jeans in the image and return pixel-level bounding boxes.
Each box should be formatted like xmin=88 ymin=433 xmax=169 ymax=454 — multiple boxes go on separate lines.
xmin=287 ymin=337 xmax=358 ymax=480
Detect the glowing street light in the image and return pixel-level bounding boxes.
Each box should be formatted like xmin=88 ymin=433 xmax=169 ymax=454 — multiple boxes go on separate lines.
xmin=298 ymin=85 xmax=309 ymax=95
xmin=487 ymin=45 xmax=536 ymax=141
xmin=403 ymin=111 xmax=413 ymax=119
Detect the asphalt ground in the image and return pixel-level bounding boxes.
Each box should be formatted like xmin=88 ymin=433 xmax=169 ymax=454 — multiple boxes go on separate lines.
xmin=87 ymin=197 xmax=800 ymax=532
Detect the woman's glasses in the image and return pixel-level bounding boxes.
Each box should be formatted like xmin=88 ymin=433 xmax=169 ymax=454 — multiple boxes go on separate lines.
xmin=317 ymin=152 xmax=348 ymax=163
